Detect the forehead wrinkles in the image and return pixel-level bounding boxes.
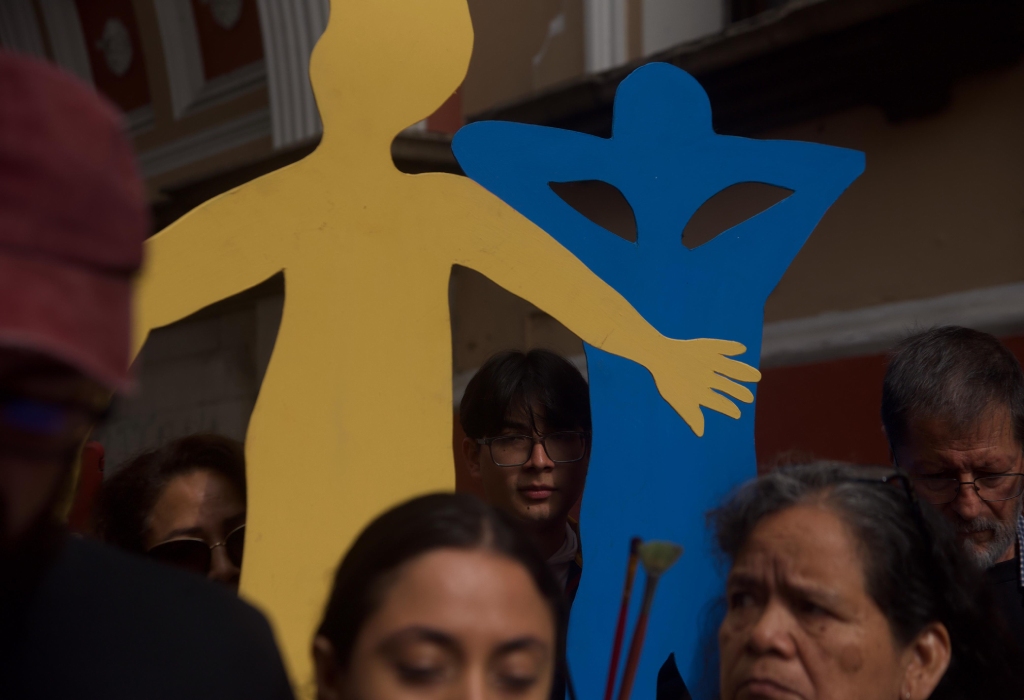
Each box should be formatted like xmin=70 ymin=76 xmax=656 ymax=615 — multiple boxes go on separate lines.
xmin=735 ymin=503 xmax=867 ymax=594
xmin=913 ymin=436 xmax=1022 ymax=475
xmin=914 ymin=406 xmax=1019 ymax=450
xmin=939 ymin=448 xmax=1019 ymax=473
xmin=732 ymin=544 xmax=833 ymax=596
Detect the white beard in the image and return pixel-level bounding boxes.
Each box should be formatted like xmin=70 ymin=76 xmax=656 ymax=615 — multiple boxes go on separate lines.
xmin=953 ymin=500 xmax=1022 ymax=569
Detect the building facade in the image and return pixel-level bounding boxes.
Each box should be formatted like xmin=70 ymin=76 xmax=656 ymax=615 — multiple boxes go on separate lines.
xmin=2 ymin=0 xmax=1022 ymax=475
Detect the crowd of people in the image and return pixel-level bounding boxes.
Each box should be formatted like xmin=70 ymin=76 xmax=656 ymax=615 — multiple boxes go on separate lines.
xmin=2 ymin=50 xmax=1024 ymax=700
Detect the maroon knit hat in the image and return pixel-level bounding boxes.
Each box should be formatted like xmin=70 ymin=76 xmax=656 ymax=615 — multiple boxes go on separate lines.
xmin=0 ymin=51 xmax=146 ymax=392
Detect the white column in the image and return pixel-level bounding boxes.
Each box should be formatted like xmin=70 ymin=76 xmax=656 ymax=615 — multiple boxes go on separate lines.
xmin=152 ymin=0 xmax=204 ymax=119
xmin=583 ymin=0 xmax=627 ymax=74
xmin=642 ymin=0 xmax=725 ymax=56
xmin=0 ymin=0 xmax=47 ymax=58
xmin=255 ymin=0 xmax=329 ymax=149
xmin=153 ymin=0 xmax=267 ymax=119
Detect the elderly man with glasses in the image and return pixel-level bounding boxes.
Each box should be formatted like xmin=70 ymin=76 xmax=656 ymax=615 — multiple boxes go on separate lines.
xmin=883 ymin=325 xmax=1024 ymax=652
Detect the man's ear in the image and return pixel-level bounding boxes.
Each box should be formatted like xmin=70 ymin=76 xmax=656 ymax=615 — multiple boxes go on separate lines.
xmin=313 ymin=635 xmax=345 ymax=700
xmin=901 ymin=621 xmax=951 ymax=700
xmin=462 ymin=437 xmax=482 ymax=478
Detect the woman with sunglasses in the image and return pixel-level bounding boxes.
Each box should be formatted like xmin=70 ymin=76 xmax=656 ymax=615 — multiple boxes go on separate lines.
xmin=313 ymin=492 xmax=568 ymax=700
xmin=712 ymin=461 xmax=1023 ymax=700
xmin=93 ymin=434 xmax=246 ymax=589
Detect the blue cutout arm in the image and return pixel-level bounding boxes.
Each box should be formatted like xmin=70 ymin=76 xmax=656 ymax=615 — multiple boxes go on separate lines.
xmin=693 ymin=137 xmax=865 ymax=293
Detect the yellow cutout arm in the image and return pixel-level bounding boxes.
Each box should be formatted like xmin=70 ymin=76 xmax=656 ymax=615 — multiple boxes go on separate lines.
xmin=133 ymin=175 xmax=296 ymax=357
xmin=447 ymin=175 xmax=762 ymax=436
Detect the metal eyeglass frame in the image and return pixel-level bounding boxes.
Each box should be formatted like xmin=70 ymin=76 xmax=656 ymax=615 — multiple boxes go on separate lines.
xmin=146 ymin=523 xmax=246 ymax=569
xmin=888 ymin=437 xmax=1024 ymax=505
xmin=475 ymin=431 xmax=591 ymax=467
xmin=849 ymin=468 xmax=936 ymax=559
xmin=907 ymin=473 xmax=1024 ymax=505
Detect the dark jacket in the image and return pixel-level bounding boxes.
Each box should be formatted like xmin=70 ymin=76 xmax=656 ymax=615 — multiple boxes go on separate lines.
xmin=0 ymin=533 xmax=294 ymax=700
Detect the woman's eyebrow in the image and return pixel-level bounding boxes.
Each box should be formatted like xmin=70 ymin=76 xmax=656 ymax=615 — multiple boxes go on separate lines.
xmin=725 ymin=571 xmax=763 ymax=588
xmin=727 ymin=570 xmax=843 ymax=607
xmin=379 ymin=626 xmax=461 ymax=654
xmin=493 ymin=637 xmax=547 ymax=655
xmin=160 ymin=526 xmax=206 ymax=540
xmin=779 ymin=577 xmax=844 ymax=608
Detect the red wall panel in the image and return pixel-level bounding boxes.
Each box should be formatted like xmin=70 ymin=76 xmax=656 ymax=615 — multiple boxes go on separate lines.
xmin=427 ymin=89 xmax=463 ymax=134
xmin=755 ymin=353 xmax=890 ymax=467
xmin=191 ymin=0 xmax=264 ymax=80
xmin=755 ymin=333 xmax=1024 ymax=469
xmin=74 ymin=0 xmax=151 ymax=112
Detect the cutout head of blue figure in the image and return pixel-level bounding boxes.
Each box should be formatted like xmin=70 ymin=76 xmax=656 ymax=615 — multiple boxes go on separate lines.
xmin=453 ymin=64 xmax=864 ymax=699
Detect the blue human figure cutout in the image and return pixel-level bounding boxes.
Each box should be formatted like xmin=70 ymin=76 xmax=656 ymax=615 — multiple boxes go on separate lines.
xmin=453 ymin=63 xmax=864 ymax=699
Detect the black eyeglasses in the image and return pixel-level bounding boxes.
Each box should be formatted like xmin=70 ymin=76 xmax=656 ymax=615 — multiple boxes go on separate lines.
xmin=908 ymin=473 xmax=1024 ymax=505
xmin=147 ymin=524 xmax=245 ymax=576
xmin=476 ymin=431 xmax=589 ymax=467
xmin=849 ymin=471 xmax=918 ymax=504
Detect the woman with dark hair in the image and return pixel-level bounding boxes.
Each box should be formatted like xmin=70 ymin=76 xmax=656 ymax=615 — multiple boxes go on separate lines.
xmin=712 ymin=461 xmax=1023 ymax=700
xmin=313 ymin=492 xmax=567 ymax=699
xmin=93 ymin=434 xmax=247 ymax=589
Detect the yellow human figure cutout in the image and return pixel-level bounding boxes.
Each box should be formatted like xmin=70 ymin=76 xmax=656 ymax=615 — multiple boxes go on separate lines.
xmin=133 ymin=0 xmax=761 ymax=687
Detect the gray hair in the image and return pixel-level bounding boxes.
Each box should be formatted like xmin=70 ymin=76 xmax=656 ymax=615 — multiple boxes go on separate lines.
xmin=881 ymin=326 xmax=1024 ymax=451
xmin=711 ymin=461 xmax=1023 ymax=699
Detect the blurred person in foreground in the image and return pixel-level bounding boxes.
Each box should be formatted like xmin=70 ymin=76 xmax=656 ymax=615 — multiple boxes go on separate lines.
xmin=94 ymin=434 xmax=247 ymax=589
xmin=460 ymin=349 xmax=589 ymax=602
xmin=312 ymin=492 xmax=566 ymax=699
xmin=712 ymin=461 xmax=1023 ymax=700
xmin=883 ymin=326 xmax=1024 ymax=650
xmin=0 ymin=51 xmax=292 ymax=699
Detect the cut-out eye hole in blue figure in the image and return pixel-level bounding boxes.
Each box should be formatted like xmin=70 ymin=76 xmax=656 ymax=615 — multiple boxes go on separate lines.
xmin=453 ymin=63 xmax=864 ymax=700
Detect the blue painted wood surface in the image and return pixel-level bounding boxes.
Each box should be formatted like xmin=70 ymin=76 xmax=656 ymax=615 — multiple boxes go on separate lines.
xmin=454 ymin=63 xmax=864 ymax=699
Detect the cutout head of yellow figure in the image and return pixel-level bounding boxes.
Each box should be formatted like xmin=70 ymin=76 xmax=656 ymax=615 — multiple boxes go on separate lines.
xmin=308 ymin=0 xmax=471 ymax=161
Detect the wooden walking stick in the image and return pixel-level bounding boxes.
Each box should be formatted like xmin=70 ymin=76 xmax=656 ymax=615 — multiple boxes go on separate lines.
xmin=616 ymin=541 xmax=684 ymax=700
xmin=604 ymin=537 xmax=642 ymax=700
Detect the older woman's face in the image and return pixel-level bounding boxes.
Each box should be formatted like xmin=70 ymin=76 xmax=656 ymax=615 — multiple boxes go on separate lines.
xmin=315 ymin=547 xmax=556 ymax=700
xmin=719 ymin=504 xmax=909 ymax=700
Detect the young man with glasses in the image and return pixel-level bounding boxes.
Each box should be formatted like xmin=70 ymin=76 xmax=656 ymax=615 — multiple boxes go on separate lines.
xmin=883 ymin=326 xmax=1024 ymax=652
xmin=0 ymin=52 xmax=292 ymax=698
xmin=460 ymin=349 xmax=590 ymax=603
